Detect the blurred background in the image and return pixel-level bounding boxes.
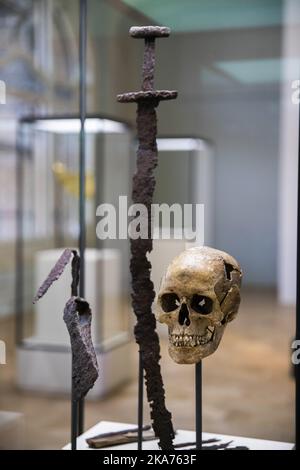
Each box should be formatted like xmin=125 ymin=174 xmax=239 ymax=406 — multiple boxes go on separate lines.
xmin=0 ymin=0 xmax=299 ymax=449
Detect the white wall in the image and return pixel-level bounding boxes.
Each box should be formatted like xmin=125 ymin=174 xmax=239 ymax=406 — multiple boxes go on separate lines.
xmin=154 ymin=27 xmax=281 ymax=286
xmin=278 ymin=0 xmax=300 ymax=304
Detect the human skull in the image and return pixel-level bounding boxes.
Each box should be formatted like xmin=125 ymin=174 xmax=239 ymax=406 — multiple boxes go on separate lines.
xmin=156 ymin=246 xmax=242 ymax=364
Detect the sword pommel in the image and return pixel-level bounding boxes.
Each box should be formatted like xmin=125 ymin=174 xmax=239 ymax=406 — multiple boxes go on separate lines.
xmin=130 ymin=26 xmax=170 ymax=39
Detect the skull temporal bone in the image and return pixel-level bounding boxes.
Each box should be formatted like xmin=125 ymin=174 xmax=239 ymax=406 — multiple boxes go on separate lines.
xmin=156 ymin=246 xmax=242 ymax=364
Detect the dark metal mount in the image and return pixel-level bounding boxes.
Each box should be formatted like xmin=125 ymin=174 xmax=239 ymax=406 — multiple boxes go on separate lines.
xmin=195 ymin=362 xmax=202 ymax=450
xmin=78 ymin=0 xmax=87 ymax=440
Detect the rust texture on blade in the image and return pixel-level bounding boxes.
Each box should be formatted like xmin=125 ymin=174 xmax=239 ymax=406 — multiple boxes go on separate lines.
xmin=117 ymin=26 xmax=177 ymax=450
xmin=131 ymin=101 xmax=174 ymax=450
xmin=63 ymin=297 xmax=99 ymax=401
xmin=33 ymin=248 xmax=73 ymax=303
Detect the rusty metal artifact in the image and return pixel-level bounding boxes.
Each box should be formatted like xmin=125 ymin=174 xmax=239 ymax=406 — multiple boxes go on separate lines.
xmin=86 ymin=425 xmax=155 ymax=448
xmin=117 ymin=26 xmax=177 ymax=450
xmin=33 ymin=248 xmax=73 ymax=303
xmin=33 ymin=249 xmax=99 ymax=400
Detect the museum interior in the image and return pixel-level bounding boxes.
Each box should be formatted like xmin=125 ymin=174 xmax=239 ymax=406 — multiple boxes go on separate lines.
xmin=0 ymin=0 xmax=299 ymax=451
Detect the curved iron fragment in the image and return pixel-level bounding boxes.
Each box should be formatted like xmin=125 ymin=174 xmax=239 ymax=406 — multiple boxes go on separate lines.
xmin=64 ymin=297 xmax=99 ymax=401
xmin=33 ymin=248 xmax=99 ymax=400
xmin=33 ymin=248 xmax=73 ymax=303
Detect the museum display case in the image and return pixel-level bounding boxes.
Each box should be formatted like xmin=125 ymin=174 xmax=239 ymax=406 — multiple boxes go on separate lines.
xmin=151 ymin=137 xmax=214 ymax=297
xmin=0 ymin=0 xmax=299 ymax=453
xmin=15 ymin=115 xmax=134 ymax=397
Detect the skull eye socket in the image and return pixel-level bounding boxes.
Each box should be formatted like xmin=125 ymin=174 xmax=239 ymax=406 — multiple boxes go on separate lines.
xmin=160 ymin=293 xmax=180 ymax=312
xmin=191 ymin=295 xmax=213 ymax=315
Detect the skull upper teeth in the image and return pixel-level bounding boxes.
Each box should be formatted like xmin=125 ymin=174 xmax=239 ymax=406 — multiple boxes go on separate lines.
xmin=169 ymin=327 xmax=214 ymax=347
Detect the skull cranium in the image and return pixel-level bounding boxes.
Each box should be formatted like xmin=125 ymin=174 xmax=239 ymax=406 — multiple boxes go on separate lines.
xmin=156 ymin=246 xmax=242 ymax=364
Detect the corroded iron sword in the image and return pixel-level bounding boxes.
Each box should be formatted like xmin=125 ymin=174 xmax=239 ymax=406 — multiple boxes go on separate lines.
xmin=117 ymin=26 xmax=177 ymax=450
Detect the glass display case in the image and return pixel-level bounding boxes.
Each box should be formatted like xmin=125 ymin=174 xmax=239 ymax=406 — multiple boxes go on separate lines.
xmin=15 ymin=114 xmax=133 ymax=398
xmin=150 ymin=137 xmax=214 ymax=296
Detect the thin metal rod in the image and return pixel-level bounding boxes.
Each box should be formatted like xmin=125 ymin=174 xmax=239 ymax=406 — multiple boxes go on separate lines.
xmin=137 ymin=351 xmax=144 ymax=450
xmin=71 ymin=254 xmax=80 ymax=449
xmin=71 ymin=381 xmax=79 ymax=450
xmin=78 ymin=399 xmax=85 ymax=436
xmin=77 ymin=0 xmax=87 ymax=437
xmin=70 ymin=272 xmax=79 ymax=450
xmin=79 ymin=0 xmax=87 ymax=301
xmin=195 ymin=361 xmax=202 ymax=450
xmin=296 ymin=101 xmax=300 ymax=449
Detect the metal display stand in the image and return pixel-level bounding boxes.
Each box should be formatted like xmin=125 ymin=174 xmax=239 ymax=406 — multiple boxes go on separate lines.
xmin=137 ymin=354 xmax=144 ymax=451
xmin=73 ymin=0 xmax=87 ymax=450
xmin=195 ymin=362 xmax=202 ymax=450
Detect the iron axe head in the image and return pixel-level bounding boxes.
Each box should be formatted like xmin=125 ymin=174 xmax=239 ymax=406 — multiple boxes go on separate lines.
xmin=33 ymin=249 xmax=99 ymax=400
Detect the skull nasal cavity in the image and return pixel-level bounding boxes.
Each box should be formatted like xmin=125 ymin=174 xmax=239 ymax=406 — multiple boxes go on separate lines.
xmin=178 ymin=303 xmax=190 ymax=326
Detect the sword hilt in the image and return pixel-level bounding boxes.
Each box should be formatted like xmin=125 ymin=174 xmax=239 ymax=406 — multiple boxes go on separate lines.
xmin=117 ymin=26 xmax=177 ymax=105
xmin=130 ymin=26 xmax=170 ymax=91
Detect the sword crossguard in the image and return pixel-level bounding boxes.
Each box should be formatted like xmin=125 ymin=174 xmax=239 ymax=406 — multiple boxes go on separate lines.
xmin=117 ymin=25 xmax=177 ymax=104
